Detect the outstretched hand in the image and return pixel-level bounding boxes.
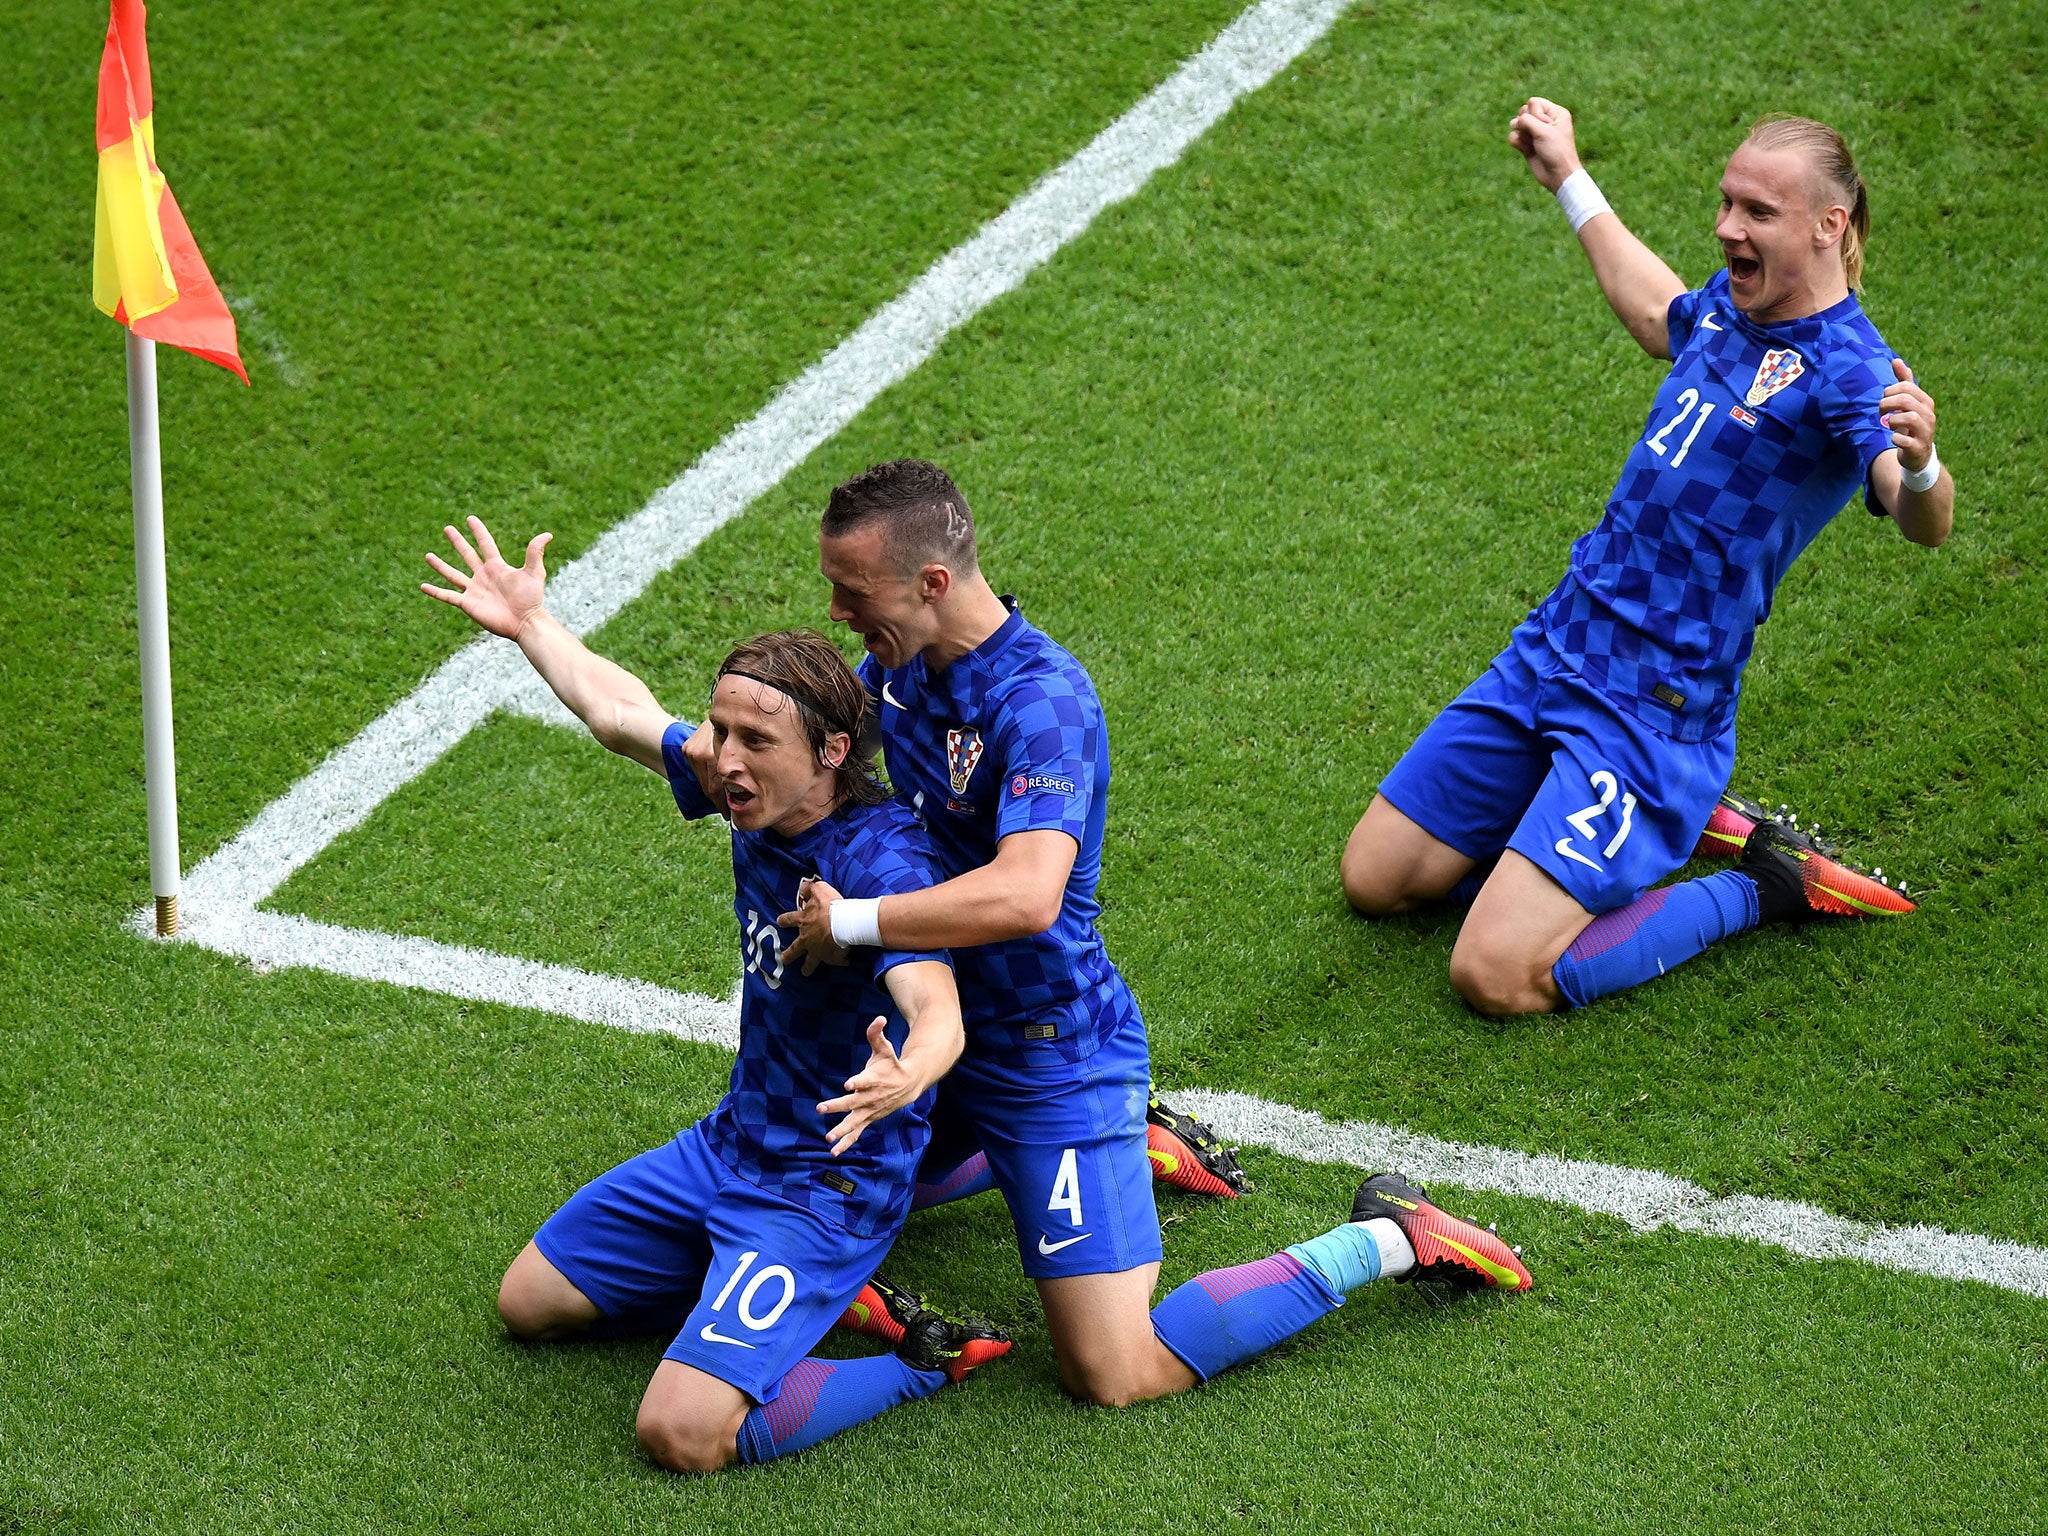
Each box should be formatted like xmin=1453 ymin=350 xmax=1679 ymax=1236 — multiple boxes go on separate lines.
xmin=779 ymin=876 xmax=852 ymax=976
xmin=421 ymin=515 xmax=553 ymax=641
xmin=1508 ymin=96 xmax=1582 ymax=194
xmin=1880 ymin=358 xmax=1938 ymax=473
xmin=817 ymin=1017 xmax=921 ymax=1156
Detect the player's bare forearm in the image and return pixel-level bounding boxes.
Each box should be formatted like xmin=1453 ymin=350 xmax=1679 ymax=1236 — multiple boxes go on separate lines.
xmin=877 ymin=830 xmax=1077 ymax=948
xmin=516 ymin=609 xmax=674 ymax=772
xmin=1577 ymin=216 xmax=1687 ymax=359
xmin=883 ymin=960 xmax=966 ymax=1088
xmin=1870 ymin=362 xmax=1954 ymax=547
xmin=1508 ymin=97 xmax=1684 ymax=358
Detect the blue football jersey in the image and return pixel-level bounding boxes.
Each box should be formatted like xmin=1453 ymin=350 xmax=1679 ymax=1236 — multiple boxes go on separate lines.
xmin=859 ymin=601 xmax=1133 ymax=1063
xmin=660 ymin=721 xmax=949 ymax=1238
xmin=1531 ymin=268 xmax=1900 ymax=742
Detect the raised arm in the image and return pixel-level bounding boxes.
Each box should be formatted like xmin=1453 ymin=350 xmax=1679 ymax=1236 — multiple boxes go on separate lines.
xmin=1866 ymin=360 xmax=1954 ymax=547
xmin=421 ymin=515 xmax=675 ymax=772
xmin=1510 ymin=97 xmax=1688 ymax=359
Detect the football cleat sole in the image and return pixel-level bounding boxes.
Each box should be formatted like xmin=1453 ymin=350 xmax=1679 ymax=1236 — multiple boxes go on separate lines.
xmin=1743 ymin=819 xmax=1916 ymax=919
xmin=1351 ymin=1173 xmax=1532 ymax=1291
xmin=1146 ymin=1090 xmax=1249 ymax=1198
xmin=1692 ymin=790 xmax=1771 ymax=859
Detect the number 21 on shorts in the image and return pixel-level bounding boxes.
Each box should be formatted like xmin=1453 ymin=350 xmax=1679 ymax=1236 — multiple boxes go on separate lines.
xmin=1554 ymin=769 xmax=1636 ymax=872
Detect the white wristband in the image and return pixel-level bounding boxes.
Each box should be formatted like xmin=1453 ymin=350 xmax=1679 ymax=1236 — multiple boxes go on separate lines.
xmin=829 ymin=897 xmax=883 ymax=949
xmin=1555 ymin=167 xmax=1612 ymax=234
xmin=1900 ymin=445 xmax=1941 ymax=494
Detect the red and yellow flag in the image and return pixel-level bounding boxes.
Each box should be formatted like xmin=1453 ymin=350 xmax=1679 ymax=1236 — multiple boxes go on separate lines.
xmin=93 ymin=0 xmax=245 ymax=382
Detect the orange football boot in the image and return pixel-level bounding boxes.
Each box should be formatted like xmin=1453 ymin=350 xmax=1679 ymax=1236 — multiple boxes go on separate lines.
xmin=1350 ymin=1173 xmax=1532 ymax=1291
xmin=1740 ymin=818 xmax=1916 ymax=919
xmin=1146 ymin=1090 xmax=1249 ymax=1198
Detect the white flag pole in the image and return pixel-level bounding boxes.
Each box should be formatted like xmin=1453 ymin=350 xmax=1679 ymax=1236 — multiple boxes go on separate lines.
xmin=125 ymin=330 xmax=181 ymax=937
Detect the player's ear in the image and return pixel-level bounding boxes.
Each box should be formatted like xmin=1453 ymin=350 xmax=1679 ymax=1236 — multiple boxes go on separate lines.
xmin=919 ymin=562 xmax=951 ymax=604
xmin=819 ymin=731 xmax=850 ymax=771
xmin=1814 ymin=199 xmax=1850 ymax=251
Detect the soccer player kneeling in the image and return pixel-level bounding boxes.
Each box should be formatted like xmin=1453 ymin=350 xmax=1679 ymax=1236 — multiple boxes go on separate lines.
xmin=422 ymin=525 xmax=1008 ymax=1471
xmin=1342 ymin=104 xmax=1950 ymax=1014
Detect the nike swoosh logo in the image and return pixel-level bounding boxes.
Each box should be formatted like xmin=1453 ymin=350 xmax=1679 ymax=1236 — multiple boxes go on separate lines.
xmin=882 ymin=681 xmax=907 ymax=709
xmin=1554 ymin=837 xmax=1603 ymax=872
xmin=1434 ymin=1232 xmax=1525 ymax=1288
xmin=699 ymin=1323 xmax=756 ymax=1349
xmin=1036 ymin=1232 xmax=1091 ymax=1255
xmin=1700 ymin=314 xmax=1723 ymax=331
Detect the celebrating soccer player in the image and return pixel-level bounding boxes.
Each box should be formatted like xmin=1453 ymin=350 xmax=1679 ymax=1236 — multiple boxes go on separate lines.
xmin=1341 ymin=103 xmax=1951 ymax=1014
xmin=752 ymin=463 xmax=1531 ymax=1406
xmin=422 ymin=521 xmax=1010 ymax=1472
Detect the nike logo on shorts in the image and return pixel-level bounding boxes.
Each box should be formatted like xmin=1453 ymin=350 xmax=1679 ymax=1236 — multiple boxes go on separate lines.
xmin=699 ymin=1323 xmax=757 ymax=1349
xmin=1037 ymin=1231 xmax=1091 ymax=1256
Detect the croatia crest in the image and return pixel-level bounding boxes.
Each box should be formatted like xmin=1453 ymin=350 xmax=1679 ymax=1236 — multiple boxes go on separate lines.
xmin=1745 ymin=347 xmax=1806 ymax=408
xmin=946 ymin=728 xmax=984 ymax=796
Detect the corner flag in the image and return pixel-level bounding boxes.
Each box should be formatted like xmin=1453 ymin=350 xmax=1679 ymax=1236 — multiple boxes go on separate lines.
xmin=94 ymin=0 xmax=246 ymax=381
xmin=95 ymin=0 xmax=248 ymax=938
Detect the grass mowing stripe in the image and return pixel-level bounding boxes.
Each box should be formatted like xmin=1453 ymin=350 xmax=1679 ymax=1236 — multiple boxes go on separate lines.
xmin=153 ymin=0 xmax=1358 ymax=928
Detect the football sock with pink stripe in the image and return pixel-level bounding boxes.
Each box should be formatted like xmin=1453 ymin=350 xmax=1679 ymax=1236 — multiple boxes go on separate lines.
xmin=910 ymin=1151 xmax=995 ymax=1211
xmin=734 ymin=1354 xmax=946 ymax=1464
xmin=1149 ymin=1247 xmax=1353 ymax=1382
xmin=1550 ymin=870 xmax=1759 ymax=1009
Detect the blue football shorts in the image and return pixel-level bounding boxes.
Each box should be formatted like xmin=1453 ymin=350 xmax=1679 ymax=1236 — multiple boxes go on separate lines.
xmin=1377 ymin=623 xmax=1734 ymax=915
xmin=532 ymin=1121 xmax=895 ymax=1404
xmin=929 ymin=997 xmax=1163 ymax=1280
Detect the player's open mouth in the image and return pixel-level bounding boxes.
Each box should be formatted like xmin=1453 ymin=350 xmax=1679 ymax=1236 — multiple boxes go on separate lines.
xmin=724 ymin=784 xmax=757 ymax=812
xmin=1727 ymin=254 xmax=1761 ymax=284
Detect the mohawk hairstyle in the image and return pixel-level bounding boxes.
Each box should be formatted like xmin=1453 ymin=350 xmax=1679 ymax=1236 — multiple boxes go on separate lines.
xmin=822 ymin=459 xmax=978 ymax=575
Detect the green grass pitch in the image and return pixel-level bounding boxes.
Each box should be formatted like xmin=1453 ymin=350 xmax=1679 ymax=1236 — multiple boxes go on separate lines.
xmin=5 ymin=0 xmax=2047 ymax=1528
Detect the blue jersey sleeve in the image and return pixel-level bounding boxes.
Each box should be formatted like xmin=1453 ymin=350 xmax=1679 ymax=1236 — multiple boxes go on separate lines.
xmin=990 ymin=674 xmax=1099 ymax=844
xmin=659 ymin=719 xmax=719 ymax=820
xmin=1817 ymin=348 xmax=1903 ymax=516
xmin=1665 ymin=270 xmax=1726 ymax=358
xmin=837 ymin=808 xmax=949 ymax=978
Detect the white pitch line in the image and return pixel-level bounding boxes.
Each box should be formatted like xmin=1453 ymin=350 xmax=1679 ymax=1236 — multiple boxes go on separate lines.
xmin=1177 ymin=1091 xmax=2048 ymax=1300
xmin=123 ymin=0 xmax=2048 ymax=1308
xmin=165 ymin=0 xmax=1356 ymax=926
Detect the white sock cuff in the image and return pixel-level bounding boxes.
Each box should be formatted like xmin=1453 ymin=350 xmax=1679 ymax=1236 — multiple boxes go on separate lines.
xmin=1360 ymin=1217 xmax=1415 ymax=1278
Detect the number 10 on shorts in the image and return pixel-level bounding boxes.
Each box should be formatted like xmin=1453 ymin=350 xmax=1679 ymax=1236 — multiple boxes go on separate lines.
xmin=699 ymin=1250 xmax=797 ymax=1348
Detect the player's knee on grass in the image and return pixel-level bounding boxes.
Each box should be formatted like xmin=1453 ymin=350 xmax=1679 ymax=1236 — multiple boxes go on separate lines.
xmin=636 ymin=1362 xmax=750 ymax=1474
xmin=1341 ymin=796 xmax=1468 ymax=915
xmin=1447 ymin=927 xmax=1558 ymax=1017
xmin=497 ymin=1241 xmax=600 ymax=1340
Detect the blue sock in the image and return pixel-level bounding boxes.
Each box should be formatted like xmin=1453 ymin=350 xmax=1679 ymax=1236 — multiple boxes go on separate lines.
xmin=1551 ymin=870 xmax=1760 ymax=1009
xmin=911 ymin=1151 xmax=995 ymax=1211
xmin=1150 ymin=1251 xmax=1347 ymax=1382
xmin=734 ymin=1354 xmax=946 ymax=1464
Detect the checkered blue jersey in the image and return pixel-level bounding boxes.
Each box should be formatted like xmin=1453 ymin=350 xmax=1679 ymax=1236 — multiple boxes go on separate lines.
xmin=859 ymin=601 xmax=1133 ymax=1065
xmin=660 ymin=721 xmax=949 ymax=1238
xmin=1530 ymin=269 xmax=1900 ymax=742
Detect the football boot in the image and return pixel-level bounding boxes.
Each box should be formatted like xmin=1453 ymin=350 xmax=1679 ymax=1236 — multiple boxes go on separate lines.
xmin=1691 ymin=789 xmax=1771 ymax=859
xmin=835 ymin=1273 xmax=919 ymax=1346
xmin=1351 ymin=1172 xmax=1532 ymax=1291
xmin=894 ymin=1303 xmax=1013 ymax=1384
xmin=1739 ymin=817 xmax=1916 ymax=921
xmin=1146 ymin=1089 xmax=1249 ymax=1198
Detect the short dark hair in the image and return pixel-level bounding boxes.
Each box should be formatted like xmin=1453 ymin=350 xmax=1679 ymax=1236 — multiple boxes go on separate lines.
xmin=715 ymin=629 xmax=889 ymax=809
xmin=821 ymin=459 xmax=978 ymax=575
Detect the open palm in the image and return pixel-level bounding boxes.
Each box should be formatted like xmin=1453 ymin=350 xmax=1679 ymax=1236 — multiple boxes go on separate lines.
xmin=421 ymin=516 xmax=553 ymax=640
